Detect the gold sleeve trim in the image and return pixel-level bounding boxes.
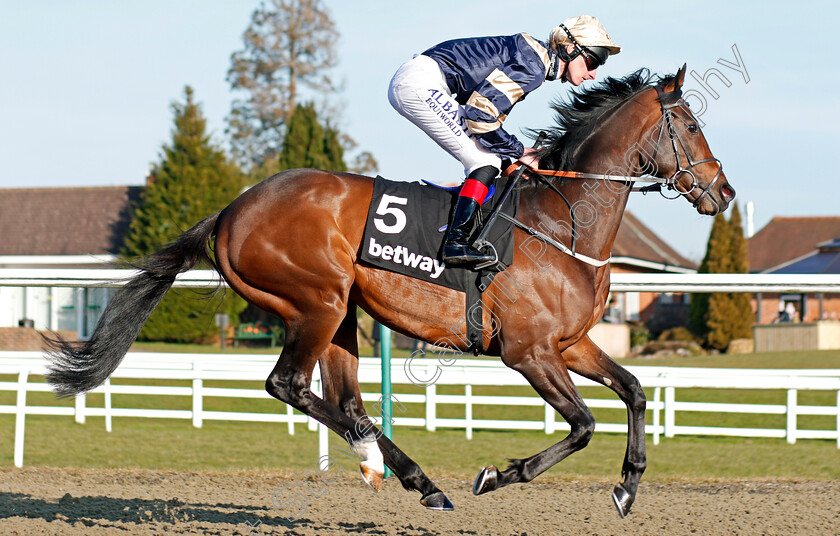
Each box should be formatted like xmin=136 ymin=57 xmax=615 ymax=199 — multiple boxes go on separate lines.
xmin=486 ymin=69 xmax=525 ymax=105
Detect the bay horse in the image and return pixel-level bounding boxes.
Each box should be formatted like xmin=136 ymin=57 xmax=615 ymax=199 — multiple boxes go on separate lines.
xmin=46 ymin=65 xmax=734 ymax=518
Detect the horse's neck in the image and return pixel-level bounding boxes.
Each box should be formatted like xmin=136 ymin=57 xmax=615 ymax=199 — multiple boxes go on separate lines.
xmin=555 ymin=176 xmax=631 ymax=263
xmin=529 ymin=98 xmax=653 ymax=262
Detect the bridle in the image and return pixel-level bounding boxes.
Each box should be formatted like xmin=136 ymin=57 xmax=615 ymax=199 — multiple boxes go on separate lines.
xmin=488 ymin=82 xmax=727 ymax=268
xmin=515 ymin=83 xmax=725 ymax=211
xmin=652 ymin=85 xmax=724 ymax=211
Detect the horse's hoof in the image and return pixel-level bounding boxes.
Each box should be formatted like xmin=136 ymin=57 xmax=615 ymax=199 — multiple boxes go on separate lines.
xmin=611 ymin=484 xmax=635 ymax=518
xmin=420 ymin=491 xmax=454 ymax=511
xmin=359 ymin=463 xmax=384 ymax=492
xmin=472 ymin=465 xmax=499 ymax=495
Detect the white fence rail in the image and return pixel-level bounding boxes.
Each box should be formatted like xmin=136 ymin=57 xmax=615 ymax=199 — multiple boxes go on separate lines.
xmin=2 ymin=268 xmax=840 ymax=293
xmin=2 ymin=352 xmax=839 ymax=467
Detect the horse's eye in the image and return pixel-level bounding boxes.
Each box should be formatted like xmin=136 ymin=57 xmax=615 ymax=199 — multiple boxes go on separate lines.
xmin=688 ymin=124 xmax=698 ymax=134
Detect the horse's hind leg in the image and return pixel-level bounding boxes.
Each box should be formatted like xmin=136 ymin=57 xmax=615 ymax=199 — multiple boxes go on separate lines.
xmin=317 ymin=307 xmax=383 ymax=489
xmin=318 ymin=306 xmax=453 ymax=509
xmin=564 ymin=336 xmax=647 ymax=518
xmin=473 ymin=343 xmax=596 ymax=496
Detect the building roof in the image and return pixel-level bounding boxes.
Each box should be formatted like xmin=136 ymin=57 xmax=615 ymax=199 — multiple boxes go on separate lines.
xmin=0 ymin=186 xmax=142 ymax=255
xmin=769 ymin=238 xmax=840 ymax=274
xmin=0 ymin=186 xmax=693 ymax=270
xmin=612 ymin=211 xmax=696 ymax=270
xmin=748 ymin=216 xmax=840 ymax=273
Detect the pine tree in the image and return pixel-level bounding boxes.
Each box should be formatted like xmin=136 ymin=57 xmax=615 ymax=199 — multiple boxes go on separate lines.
xmin=704 ymin=213 xmax=734 ymax=351
xmin=278 ymin=103 xmax=328 ymax=170
xmin=728 ymin=204 xmax=754 ymax=340
xmin=122 ymin=87 xmax=247 ymax=343
xmin=323 ymin=124 xmax=347 ymax=172
xmin=690 ymin=214 xmax=730 ymax=346
xmin=277 ymin=103 xmax=347 ymax=172
xmin=226 ymin=0 xmax=340 ymax=170
xmin=690 ymin=205 xmax=755 ymax=351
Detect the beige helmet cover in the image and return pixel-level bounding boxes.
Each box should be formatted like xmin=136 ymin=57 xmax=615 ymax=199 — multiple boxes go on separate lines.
xmin=549 ymin=15 xmax=621 ymax=55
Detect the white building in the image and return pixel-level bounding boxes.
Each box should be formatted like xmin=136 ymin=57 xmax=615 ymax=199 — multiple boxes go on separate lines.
xmin=0 ymin=186 xmax=142 ymax=338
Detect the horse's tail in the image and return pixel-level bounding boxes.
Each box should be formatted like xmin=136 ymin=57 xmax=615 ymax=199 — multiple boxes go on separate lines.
xmin=45 ymin=212 xmax=221 ymax=397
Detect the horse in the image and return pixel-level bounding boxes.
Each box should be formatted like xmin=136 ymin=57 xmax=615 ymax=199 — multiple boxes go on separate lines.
xmin=46 ymin=64 xmax=734 ymax=518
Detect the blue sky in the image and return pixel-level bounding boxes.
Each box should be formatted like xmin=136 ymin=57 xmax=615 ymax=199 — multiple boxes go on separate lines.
xmin=1 ymin=0 xmax=838 ymax=262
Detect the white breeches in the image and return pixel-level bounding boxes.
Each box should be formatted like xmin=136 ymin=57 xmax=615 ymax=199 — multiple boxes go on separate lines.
xmin=388 ymin=55 xmax=502 ymax=176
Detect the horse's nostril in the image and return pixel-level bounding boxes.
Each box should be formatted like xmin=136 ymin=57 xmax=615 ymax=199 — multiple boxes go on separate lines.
xmin=721 ymin=184 xmax=735 ymax=199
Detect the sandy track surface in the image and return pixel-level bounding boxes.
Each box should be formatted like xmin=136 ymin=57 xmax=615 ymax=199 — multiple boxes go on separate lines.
xmin=1 ymin=467 xmax=838 ymax=535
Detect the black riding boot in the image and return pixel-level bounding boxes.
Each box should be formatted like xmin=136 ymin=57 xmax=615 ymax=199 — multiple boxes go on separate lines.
xmin=442 ymin=166 xmax=498 ymax=267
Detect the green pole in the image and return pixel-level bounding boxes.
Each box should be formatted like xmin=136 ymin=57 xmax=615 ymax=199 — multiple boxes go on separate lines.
xmin=379 ymin=323 xmax=393 ymax=478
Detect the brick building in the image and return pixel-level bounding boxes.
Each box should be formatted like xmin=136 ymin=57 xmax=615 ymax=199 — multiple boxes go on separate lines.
xmin=748 ymin=216 xmax=840 ymax=323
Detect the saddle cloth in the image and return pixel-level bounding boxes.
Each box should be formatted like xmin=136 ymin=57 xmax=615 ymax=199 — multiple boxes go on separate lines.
xmin=359 ymin=175 xmax=519 ymax=292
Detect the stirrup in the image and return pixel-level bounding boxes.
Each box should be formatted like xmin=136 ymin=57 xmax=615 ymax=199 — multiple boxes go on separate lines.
xmin=443 ymin=243 xmax=495 ymax=267
xmin=471 ymin=240 xmax=500 ymax=270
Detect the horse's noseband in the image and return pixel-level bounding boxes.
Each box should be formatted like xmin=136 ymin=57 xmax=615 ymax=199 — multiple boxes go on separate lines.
xmin=653 ymin=85 xmax=724 ymax=212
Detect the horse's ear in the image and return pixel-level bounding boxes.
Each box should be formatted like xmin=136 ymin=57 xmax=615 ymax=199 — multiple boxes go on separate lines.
xmin=674 ymin=63 xmax=687 ymax=91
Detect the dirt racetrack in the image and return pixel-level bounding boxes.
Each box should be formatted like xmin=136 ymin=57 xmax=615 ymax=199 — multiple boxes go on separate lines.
xmin=1 ymin=467 xmax=838 ymax=535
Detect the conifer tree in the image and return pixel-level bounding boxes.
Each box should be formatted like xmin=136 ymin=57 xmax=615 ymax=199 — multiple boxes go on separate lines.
xmin=226 ymin=0 xmax=339 ymax=170
xmin=122 ymin=86 xmax=247 ymax=343
xmin=690 ymin=205 xmax=755 ymax=351
xmin=727 ymin=204 xmax=754 ymax=340
xmin=278 ymin=103 xmax=328 ymax=170
xmin=238 ymin=102 xmax=349 ymax=334
xmin=277 ymin=102 xmax=347 ymax=171
xmin=690 ymin=213 xmax=730 ymax=346
xmin=323 ymin=124 xmax=347 ymax=172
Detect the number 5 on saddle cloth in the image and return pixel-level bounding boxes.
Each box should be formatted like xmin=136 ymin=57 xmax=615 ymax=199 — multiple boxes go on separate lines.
xmin=360 ymin=174 xmax=519 ymax=292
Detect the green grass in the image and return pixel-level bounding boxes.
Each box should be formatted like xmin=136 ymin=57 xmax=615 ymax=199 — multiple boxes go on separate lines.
xmin=3 ymin=415 xmax=838 ymax=481
xmin=2 ymin=348 xmax=839 ymax=479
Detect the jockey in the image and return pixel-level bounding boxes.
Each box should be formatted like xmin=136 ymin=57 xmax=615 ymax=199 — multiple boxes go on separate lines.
xmin=388 ymin=15 xmax=621 ymax=267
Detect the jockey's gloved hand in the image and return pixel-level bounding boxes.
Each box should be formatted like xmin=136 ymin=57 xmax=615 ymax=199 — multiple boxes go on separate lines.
xmin=519 ymin=147 xmax=541 ymax=170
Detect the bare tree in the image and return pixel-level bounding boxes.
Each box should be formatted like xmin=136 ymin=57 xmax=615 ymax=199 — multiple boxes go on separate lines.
xmin=226 ymin=0 xmax=339 ymax=170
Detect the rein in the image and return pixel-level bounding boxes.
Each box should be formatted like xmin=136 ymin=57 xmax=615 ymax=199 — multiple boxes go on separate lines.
xmin=496 ymin=83 xmax=723 ymax=267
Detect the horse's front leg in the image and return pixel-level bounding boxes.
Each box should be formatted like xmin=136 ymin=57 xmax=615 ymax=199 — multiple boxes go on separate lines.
xmin=564 ymin=335 xmax=647 ymax=518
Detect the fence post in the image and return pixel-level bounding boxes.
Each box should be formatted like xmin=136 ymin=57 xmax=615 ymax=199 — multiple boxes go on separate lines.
xmin=664 ymin=386 xmax=675 ymax=438
xmin=318 ymin=414 xmax=329 ymax=471
xmin=465 ymin=384 xmax=473 ymax=440
xmin=786 ymin=388 xmax=798 ymax=445
xmin=104 ymin=377 xmax=112 ymax=432
xmin=14 ymin=369 xmax=29 ymax=468
xmin=308 ymin=379 xmax=320 ymax=432
xmin=652 ymin=387 xmax=661 ymax=446
xmin=192 ymin=360 xmax=203 ymax=428
xmin=287 ymin=404 xmax=295 ymax=436
xmin=835 ymin=389 xmax=840 ymax=450
xmin=544 ymin=401 xmax=555 ymax=434
xmin=74 ymin=393 xmax=86 ymax=424
xmin=425 ymin=383 xmax=436 ymax=432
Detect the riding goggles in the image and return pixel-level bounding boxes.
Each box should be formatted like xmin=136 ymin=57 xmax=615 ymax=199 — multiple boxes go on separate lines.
xmin=580 ymin=46 xmax=609 ymax=70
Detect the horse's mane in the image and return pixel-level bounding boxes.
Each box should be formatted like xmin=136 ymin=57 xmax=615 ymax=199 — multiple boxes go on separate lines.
xmin=532 ymin=68 xmax=676 ymax=172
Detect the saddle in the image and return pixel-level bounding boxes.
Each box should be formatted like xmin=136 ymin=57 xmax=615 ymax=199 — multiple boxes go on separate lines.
xmin=360 ymin=176 xmax=519 ymax=292
xmin=360 ymin=176 xmax=521 ymax=354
